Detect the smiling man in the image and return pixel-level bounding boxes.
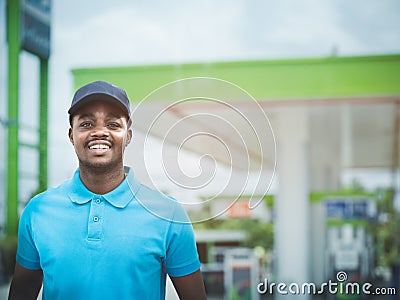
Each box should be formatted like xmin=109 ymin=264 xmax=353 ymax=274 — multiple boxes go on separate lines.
xmin=8 ymin=81 xmax=206 ymax=300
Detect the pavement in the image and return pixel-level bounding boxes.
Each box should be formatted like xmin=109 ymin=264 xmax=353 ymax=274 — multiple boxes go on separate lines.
xmin=0 ymin=284 xmax=9 ymax=300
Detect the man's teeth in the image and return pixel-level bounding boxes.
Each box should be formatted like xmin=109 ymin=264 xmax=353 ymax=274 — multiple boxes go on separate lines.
xmin=89 ymin=144 xmax=110 ymax=149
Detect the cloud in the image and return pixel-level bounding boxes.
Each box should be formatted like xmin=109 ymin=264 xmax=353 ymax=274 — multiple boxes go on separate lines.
xmin=334 ymin=0 xmax=400 ymax=55
xmin=52 ymin=0 xmax=400 ymax=69
xmin=236 ymin=0 xmax=400 ymax=58
xmin=53 ymin=0 xmax=251 ymax=66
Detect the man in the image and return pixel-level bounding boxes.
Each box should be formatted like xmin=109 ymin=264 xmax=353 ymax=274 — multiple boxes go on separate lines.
xmin=9 ymin=81 xmax=207 ymax=300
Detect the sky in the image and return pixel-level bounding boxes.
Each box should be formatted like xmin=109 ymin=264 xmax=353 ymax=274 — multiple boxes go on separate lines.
xmin=0 ymin=0 xmax=400 ymax=211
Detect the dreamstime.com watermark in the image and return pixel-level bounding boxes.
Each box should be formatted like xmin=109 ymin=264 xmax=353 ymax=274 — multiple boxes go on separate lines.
xmin=257 ymin=271 xmax=397 ymax=296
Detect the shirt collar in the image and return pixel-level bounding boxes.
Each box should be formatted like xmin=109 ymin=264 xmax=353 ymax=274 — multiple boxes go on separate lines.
xmin=67 ymin=167 xmax=141 ymax=208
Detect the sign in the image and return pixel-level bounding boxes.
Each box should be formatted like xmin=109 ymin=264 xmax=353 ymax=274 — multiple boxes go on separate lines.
xmin=325 ymin=198 xmax=374 ymax=220
xmin=229 ymin=201 xmax=251 ymax=218
xmin=21 ymin=0 xmax=51 ymax=59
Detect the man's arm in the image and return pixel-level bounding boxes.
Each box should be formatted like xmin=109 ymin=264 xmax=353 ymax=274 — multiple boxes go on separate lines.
xmin=170 ymin=269 xmax=207 ymax=300
xmin=8 ymin=262 xmax=43 ymax=300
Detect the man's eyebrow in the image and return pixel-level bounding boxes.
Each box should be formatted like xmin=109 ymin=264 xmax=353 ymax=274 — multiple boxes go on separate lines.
xmin=105 ymin=113 xmax=124 ymax=119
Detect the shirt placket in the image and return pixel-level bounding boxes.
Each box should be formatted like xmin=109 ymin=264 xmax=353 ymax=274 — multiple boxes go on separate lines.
xmin=87 ymin=195 xmax=105 ymax=241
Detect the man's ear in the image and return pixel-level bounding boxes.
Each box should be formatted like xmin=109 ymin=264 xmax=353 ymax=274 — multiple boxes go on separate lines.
xmin=68 ymin=128 xmax=74 ymax=145
xmin=125 ymin=129 xmax=133 ymax=147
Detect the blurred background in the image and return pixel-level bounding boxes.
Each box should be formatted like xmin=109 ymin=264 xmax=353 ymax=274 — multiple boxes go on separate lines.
xmin=0 ymin=0 xmax=400 ymax=299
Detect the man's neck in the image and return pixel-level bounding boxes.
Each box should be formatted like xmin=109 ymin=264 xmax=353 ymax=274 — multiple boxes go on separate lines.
xmin=79 ymin=165 xmax=126 ymax=195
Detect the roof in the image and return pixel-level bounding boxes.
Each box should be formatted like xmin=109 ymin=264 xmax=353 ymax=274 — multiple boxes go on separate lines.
xmin=194 ymin=230 xmax=247 ymax=243
xmin=72 ymin=54 xmax=400 ymax=102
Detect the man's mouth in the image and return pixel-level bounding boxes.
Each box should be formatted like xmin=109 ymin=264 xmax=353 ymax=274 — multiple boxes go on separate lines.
xmin=89 ymin=144 xmax=110 ymax=150
xmin=86 ymin=140 xmax=112 ymax=151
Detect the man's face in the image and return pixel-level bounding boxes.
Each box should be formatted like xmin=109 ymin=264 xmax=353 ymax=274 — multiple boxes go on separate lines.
xmin=68 ymin=99 xmax=132 ymax=171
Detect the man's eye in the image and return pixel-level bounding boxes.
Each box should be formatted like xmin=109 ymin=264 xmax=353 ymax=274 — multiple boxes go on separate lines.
xmin=80 ymin=122 xmax=93 ymax=127
xmin=107 ymin=123 xmax=120 ymax=128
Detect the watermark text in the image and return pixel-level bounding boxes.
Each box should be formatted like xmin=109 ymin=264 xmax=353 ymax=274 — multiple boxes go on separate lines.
xmin=257 ymin=272 xmax=397 ymax=296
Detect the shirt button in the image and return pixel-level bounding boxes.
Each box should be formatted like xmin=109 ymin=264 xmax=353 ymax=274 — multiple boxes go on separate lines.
xmin=93 ymin=216 xmax=99 ymax=222
xmin=95 ymin=198 xmax=101 ymax=204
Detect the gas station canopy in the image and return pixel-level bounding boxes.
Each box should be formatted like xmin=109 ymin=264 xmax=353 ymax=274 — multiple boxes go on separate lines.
xmin=72 ymin=54 xmax=400 ymax=175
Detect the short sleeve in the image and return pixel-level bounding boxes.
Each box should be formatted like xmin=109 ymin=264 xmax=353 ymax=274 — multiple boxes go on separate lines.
xmin=164 ymin=204 xmax=201 ymax=277
xmin=16 ymin=203 xmax=41 ymax=270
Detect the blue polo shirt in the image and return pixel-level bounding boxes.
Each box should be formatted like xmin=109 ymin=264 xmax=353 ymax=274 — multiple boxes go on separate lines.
xmin=16 ymin=167 xmax=201 ymax=300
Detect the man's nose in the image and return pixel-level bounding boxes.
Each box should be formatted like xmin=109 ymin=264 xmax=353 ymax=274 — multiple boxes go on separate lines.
xmin=90 ymin=126 xmax=110 ymax=137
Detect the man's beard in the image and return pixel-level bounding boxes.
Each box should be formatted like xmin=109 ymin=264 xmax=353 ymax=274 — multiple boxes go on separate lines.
xmin=78 ymin=156 xmax=122 ymax=173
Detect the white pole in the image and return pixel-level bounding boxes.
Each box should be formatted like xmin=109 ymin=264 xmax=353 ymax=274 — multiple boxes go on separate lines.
xmin=274 ymin=108 xmax=311 ymax=300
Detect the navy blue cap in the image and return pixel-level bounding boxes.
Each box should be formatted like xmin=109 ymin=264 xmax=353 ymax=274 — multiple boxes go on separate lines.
xmin=68 ymin=81 xmax=131 ymax=119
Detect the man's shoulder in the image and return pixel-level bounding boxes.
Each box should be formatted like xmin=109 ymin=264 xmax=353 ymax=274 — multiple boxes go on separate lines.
xmin=126 ymin=170 xmax=176 ymax=205
xmin=136 ymin=183 xmax=173 ymax=200
xmin=26 ymin=178 xmax=71 ymax=208
xmin=134 ymin=184 xmax=190 ymax=224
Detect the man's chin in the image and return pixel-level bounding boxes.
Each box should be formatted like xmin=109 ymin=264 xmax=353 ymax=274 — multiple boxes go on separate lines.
xmin=79 ymin=159 xmax=121 ymax=171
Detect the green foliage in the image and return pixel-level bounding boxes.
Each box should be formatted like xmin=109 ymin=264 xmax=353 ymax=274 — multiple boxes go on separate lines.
xmin=367 ymin=188 xmax=400 ymax=267
xmin=194 ymin=218 xmax=274 ymax=251
xmin=229 ymin=285 xmax=251 ymax=300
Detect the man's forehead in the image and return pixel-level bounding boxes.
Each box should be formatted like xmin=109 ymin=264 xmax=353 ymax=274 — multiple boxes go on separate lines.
xmin=76 ymin=111 xmax=124 ymax=119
